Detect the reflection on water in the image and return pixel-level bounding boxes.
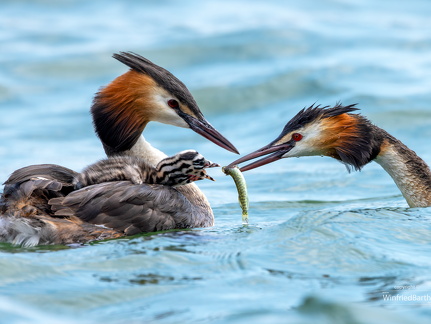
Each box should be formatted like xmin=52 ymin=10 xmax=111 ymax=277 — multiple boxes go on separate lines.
xmin=2 ymin=0 xmax=431 ymax=323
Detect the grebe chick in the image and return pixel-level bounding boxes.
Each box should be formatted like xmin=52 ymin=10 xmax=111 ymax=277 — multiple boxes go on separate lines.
xmin=74 ymin=150 xmax=220 ymax=189
xmin=229 ymin=104 xmax=431 ymax=207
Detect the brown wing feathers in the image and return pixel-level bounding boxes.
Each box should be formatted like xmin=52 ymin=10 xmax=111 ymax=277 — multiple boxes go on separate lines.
xmin=50 ymin=181 xmax=190 ymax=235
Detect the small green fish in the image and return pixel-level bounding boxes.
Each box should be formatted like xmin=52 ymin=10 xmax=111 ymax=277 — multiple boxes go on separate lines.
xmin=222 ymin=165 xmax=249 ymax=224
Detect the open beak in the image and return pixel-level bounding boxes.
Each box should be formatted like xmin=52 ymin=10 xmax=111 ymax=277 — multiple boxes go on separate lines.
xmin=185 ymin=116 xmax=239 ymax=154
xmin=227 ymin=143 xmax=294 ymax=171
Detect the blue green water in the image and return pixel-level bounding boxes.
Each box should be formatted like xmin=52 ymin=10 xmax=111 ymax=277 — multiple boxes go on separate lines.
xmin=2 ymin=0 xmax=431 ymax=323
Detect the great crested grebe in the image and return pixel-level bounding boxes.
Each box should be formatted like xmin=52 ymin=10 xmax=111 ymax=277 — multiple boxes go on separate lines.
xmin=0 ymin=52 xmax=238 ymax=246
xmin=229 ymin=104 xmax=431 ymax=207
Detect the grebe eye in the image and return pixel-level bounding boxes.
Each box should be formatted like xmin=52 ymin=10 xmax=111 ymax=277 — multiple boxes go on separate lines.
xmin=167 ymin=99 xmax=179 ymax=108
xmin=292 ymin=133 xmax=303 ymax=142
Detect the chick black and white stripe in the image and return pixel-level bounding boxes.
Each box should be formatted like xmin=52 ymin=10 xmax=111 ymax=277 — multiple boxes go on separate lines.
xmin=74 ymin=150 xmax=219 ymax=189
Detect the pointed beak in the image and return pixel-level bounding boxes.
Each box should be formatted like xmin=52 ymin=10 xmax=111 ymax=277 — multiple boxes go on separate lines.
xmin=204 ymin=161 xmax=221 ymax=168
xmin=185 ymin=116 xmax=239 ymax=154
xmin=227 ymin=142 xmax=294 ymax=171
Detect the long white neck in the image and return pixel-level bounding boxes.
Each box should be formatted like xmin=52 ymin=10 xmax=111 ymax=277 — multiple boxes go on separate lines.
xmin=374 ymin=138 xmax=431 ymax=207
xmin=120 ymin=136 xmax=167 ymax=167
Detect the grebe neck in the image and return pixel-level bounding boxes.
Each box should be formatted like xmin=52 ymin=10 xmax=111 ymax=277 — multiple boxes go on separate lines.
xmin=111 ymin=135 xmax=167 ymax=167
xmin=375 ymin=132 xmax=431 ymax=207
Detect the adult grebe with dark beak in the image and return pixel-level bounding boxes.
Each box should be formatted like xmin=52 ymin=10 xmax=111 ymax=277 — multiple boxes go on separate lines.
xmin=0 ymin=52 xmax=238 ymax=246
xmin=229 ymin=104 xmax=431 ymax=207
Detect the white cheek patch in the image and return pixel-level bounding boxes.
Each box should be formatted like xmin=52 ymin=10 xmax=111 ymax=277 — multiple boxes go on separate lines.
xmin=282 ymin=123 xmax=323 ymax=158
xmin=152 ymin=93 xmax=189 ymax=128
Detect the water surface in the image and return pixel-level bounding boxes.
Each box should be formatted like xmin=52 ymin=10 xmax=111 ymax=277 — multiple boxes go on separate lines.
xmin=1 ymin=0 xmax=431 ymax=323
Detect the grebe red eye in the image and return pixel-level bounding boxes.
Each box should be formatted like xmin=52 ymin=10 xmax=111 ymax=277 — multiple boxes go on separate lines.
xmin=292 ymin=133 xmax=303 ymax=141
xmin=167 ymin=99 xmax=179 ymax=108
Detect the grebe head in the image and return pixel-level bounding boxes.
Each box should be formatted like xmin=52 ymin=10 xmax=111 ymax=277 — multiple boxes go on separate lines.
xmin=91 ymin=52 xmax=238 ymax=155
xmin=157 ymin=150 xmax=220 ymax=186
xmin=230 ymin=104 xmax=381 ymax=172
